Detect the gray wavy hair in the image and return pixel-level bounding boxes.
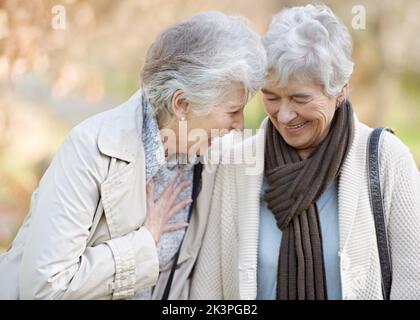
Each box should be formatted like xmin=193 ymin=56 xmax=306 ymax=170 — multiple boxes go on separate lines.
xmin=141 ymin=11 xmax=267 ymax=120
xmin=264 ymin=4 xmax=354 ymax=97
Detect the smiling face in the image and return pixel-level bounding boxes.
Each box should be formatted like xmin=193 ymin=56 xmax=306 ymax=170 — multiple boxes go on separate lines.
xmin=160 ymin=83 xmax=247 ymax=157
xmin=186 ymin=84 xmax=247 ymax=155
xmin=262 ymin=75 xmax=339 ymax=159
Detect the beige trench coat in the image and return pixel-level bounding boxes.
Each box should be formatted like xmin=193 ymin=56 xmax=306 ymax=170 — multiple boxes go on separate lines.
xmin=0 ymin=90 xmax=216 ymax=300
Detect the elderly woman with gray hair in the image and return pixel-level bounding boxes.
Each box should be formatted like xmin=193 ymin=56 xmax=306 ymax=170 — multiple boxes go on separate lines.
xmin=191 ymin=5 xmax=420 ymax=300
xmin=0 ymin=12 xmax=266 ymax=299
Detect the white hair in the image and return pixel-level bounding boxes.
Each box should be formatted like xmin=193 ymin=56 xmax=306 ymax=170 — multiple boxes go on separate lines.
xmin=264 ymin=4 xmax=354 ymax=97
xmin=141 ymin=11 xmax=267 ymax=120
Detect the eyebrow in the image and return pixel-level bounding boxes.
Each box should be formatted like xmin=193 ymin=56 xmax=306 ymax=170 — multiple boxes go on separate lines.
xmin=261 ymin=89 xmax=312 ymax=99
xmin=228 ymin=104 xmax=245 ymax=110
xmin=261 ymin=88 xmax=276 ymax=95
xmin=290 ymin=93 xmax=312 ymax=99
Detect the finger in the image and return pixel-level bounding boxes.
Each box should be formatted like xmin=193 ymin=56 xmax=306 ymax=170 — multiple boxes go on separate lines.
xmin=167 ymin=198 xmax=192 ymax=219
xmin=146 ymin=179 xmax=155 ymax=208
xmin=168 ymin=180 xmax=190 ymax=205
xmin=162 ymin=174 xmax=179 ymax=198
xmin=161 ymin=172 xmax=183 ymax=202
xmin=162 ymin=222 xmax=189 ymax=233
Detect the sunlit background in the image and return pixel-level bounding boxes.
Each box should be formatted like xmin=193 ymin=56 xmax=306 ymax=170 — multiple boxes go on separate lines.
xmin=1 ymin=0 xmax=419 ymax=251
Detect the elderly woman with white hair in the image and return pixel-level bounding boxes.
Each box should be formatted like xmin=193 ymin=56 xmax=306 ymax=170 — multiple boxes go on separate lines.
xmin=0 ymin=12 xmax=266 ymax=299
xmin=190 ymin=5 xmax=420 ymax=300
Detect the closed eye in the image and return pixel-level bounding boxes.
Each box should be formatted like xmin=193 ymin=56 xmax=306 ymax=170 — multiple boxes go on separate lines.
xmin=292 ymin=95 xmax=312 ymax=104
xmin=261 ymin=89 xmax=280 ymax=102
xmin=293 ymin=98 xmax=310 ymax=104
xmin=229 ymin=107 xmax=244 ymax=114
xmin=263 ymin=94 xmax=280 ymax=102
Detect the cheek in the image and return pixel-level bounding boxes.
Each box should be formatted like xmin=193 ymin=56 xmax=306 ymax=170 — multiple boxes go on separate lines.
xmin=304 ymin=103 xmax=335 ymax=127
xmin=202 ymin=114 xmax=230 ymax=136
xmin=216 ymin=114 xmax=233 ymax=129
xmin=263 ymin=100 xmax=278 ymax=116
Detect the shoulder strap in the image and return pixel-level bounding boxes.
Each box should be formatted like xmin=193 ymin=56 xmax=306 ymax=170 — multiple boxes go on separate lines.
xmin=161 ymin=162 xmax=203 ymax=300
xmin=367 ymin=127 xmax=393 ymax=300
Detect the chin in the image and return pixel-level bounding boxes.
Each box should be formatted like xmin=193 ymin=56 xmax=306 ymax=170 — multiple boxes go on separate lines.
xmin=283 ymin=134 xmax=311 ymax=150
xmin=285 ymin=141 xmax=303 ymax=150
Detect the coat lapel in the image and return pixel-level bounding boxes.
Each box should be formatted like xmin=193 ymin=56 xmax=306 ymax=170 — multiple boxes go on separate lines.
xmin=237 ymin=124 xmax=266 ymax=299
xmin=98 ymin=90 xmax=147 ymax=238
xmin=178 ymin=165 xmax=217 ymax=265
xmin=338 ymin=118 xmax=366 ymax=252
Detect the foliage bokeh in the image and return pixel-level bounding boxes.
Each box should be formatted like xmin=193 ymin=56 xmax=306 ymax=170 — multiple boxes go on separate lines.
xmin=1 ymin=0 xmax=419 ymax=251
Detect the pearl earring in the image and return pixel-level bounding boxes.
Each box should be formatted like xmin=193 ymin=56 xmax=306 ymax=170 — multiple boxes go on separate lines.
xmin=180 ymin=116 xmax=186 ymax=121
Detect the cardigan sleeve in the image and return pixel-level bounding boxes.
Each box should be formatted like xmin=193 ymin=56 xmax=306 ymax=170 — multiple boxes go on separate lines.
xmin=380 ymin=132 xmax=420 ymax=299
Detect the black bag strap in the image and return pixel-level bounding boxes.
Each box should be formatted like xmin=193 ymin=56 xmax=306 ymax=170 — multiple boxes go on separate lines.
xmin=367 ymin=127 xmax=393 ymax=300
xmin=161 ymin=162 xmax=203 ymax=300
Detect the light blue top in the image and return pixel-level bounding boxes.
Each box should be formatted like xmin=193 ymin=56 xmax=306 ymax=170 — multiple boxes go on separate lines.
xmin=257 ymin=178 xmax=342 ymax=300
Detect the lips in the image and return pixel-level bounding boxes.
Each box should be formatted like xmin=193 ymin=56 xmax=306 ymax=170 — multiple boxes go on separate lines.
xmin=285 ymin=121 xmax=308 ymax=130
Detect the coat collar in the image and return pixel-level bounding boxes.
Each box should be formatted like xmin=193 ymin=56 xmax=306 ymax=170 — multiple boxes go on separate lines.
xmin=97 ymin=90 xmax=144 ymax=163
xmin=337 ymin=115 xmax=370 ymax=251
xmin=177 ymin=166 xmax=217 ymax=265
xmin=235 ymin=120 xmax=267 ymax=299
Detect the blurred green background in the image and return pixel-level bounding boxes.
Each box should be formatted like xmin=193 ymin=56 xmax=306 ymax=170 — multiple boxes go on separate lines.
xmin=1 ymin=0 xmax=419 ymax=251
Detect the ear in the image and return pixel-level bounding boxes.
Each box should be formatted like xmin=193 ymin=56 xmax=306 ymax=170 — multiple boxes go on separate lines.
xmin=171 ymin=90 xmax=190 ymax=120
xmin=336 ymin=83 xmax=349 ymax=106
xmin=342 ymin=83 xmax=349 ymax=99
xmin=339 ymin=83 xmax=349 ymax=100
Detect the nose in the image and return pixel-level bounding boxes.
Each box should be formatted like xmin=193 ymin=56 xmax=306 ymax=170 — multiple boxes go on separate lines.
xmin=277 ymin=101 xmax=297 ymax=125
xmin=231 ymin=111 xmax=245 ymax=132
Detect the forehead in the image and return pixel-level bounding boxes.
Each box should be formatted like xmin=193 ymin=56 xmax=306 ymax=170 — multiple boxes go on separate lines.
xmin=219 ymin=83 xmax=248 ymax=106
xmin=264 ymin=75 xmax=323 ymax=96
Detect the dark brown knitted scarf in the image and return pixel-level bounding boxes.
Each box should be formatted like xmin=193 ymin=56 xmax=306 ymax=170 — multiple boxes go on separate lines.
xmin=264 ymin=100 xmax=354 ymax=300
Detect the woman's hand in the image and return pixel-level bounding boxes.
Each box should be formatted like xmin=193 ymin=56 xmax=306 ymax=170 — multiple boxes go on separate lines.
xmin=143 ymin=176 xmax=192 ymax=244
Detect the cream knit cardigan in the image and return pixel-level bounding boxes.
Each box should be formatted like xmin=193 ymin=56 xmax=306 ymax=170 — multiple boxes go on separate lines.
xmin=190 ymin=117 xmax=420 ymax=300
